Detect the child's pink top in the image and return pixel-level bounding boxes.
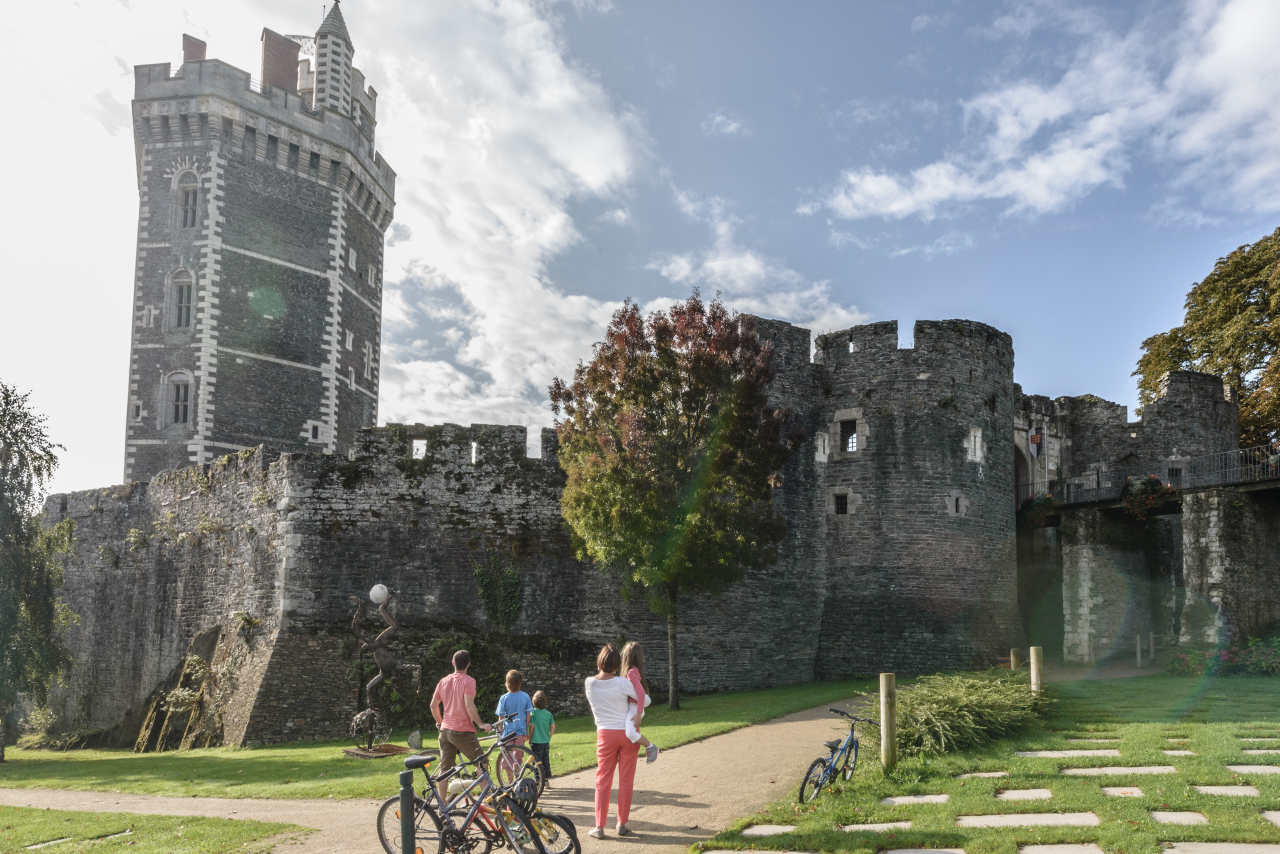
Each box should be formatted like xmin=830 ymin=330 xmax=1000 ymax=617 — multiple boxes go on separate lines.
xmin=625 ymin=668 xmax=646 ymax=708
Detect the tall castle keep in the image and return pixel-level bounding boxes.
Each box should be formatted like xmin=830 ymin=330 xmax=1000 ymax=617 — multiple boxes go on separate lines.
xmin=123 ymin=3 xmax=395 ymax=482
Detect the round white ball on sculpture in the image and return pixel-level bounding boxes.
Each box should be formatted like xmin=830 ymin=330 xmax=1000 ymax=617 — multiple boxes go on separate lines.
xmin=369 ymin=584 xmax=389 ymax=604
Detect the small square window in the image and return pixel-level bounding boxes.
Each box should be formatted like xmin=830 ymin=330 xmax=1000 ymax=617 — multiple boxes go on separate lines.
xmin=840 ymin=420 xmax=857 ymax=452
xmin=834 ymin=494 xmax=848 ymax=515
xmin=311 ymin=425 xmax=319 ymax=440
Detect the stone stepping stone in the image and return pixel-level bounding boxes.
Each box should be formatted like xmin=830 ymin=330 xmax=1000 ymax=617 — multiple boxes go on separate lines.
xmin=1017 ymin=750 xmax=1120 ymax=758
xmin=1061 ymin=766 xmax=1176 ymax=776
xmin=881 ymin=794 xmax=949 ymax=805
xmin=1167 ymin=738 xmax=1190 ymax=743
xmin=1164 ymin=750 xmax=1196 ymax=756
xmin=742 ymin=825 xmax=795 ymax=837
xmin=884 ymin=850 xmax=964 ymax=854
xmin=1226 ymin=765 xmax=1280 ymax=774
xmin=1019 ymin=847 xmax=1104 ymax=854
xmin=1194 ymin=785 xmax=1259 ymax=795
xmin=997 ymin=789 xmax=1051 ymax=800
xmin=1102 ymin=786 xmax=1144 ymax=797
xmin=1066 ymin=738 xmax=1120 ymax=743
xmin=958 ymin=771 xmax=1008 ymax=779
xmin=1264 ymin=811 xmax=1280 ymax=827
xmin=1239 ymin=737 xmax=1280 ymax=742
xmin=1165 ymin=845 xmax=1280 ymax=854
xmin=956 ymin=813 xmax=1099 ymax=828
xmin=841 ymin=821 xmax=912 ymax=832
xmin=1151 ymin=811 xmax=1208 ymax=825
xmin=1244 ymin=750 xmax=1280 ymax=755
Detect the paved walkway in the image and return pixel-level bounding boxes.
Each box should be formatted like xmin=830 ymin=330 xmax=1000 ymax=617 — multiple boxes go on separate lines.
xmin=0 ymin=696 xmax=862 ymax=853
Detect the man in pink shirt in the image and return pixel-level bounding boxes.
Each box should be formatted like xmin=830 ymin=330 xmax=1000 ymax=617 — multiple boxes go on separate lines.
xmin=430 ymin=650 xmax=492 ymax=803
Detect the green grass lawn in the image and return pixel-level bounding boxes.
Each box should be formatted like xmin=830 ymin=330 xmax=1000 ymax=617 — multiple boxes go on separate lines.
xmin=0 ymin=678 xmax=872 ymax=801
xmin=705 ymin=674 xmax=1280 ymax=854
xmin=0 ymin=804 xmax=301 ymax=853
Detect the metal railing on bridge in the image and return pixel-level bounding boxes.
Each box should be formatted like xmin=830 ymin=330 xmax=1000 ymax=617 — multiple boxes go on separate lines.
xmin=1016 ymin=442 xmax=1280 ymax=507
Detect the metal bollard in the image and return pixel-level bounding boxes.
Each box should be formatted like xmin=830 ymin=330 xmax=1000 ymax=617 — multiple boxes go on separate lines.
xmin=400 ymin=769 xmax=415 ymax=854
xmin=880 ymin=673 xmax=897 ymax=774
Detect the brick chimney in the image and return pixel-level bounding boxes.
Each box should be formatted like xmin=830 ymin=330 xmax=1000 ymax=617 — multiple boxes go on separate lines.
xmin=182 ymin=34 xmax=207 ymax=63
xmin=260 ymin=29 xmax=301 ymax=93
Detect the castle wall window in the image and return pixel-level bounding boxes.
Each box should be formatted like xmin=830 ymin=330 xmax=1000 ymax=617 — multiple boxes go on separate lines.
xmin=198 ymin=113 xmax=209 ymax=143
xmin=243 ymin=125 xmax=257 ymax=157
xmin=160 ymin=116 xmax=172 ymax=142
xmin=287 ymin=142 xmax=300 ymax=170
xmin=171 ymin=380 xmax=190 ymax=425
xmin=329 ymin=160 xmax=342 ymax=184
xmin=348 ymin=247 xmax=357 ymax=271
xmin=345 ymin=330 xmax=354 ymax=349
xmin=172 ymin=271 xmax=193 ymax=327
xmin=362 ymin=341 xmax=373 ymax=379
xmin=266 ymin=134 xmax=278 ymax=164
xmin=308 ymin=151 xmax=321 ymax=177
xmin=841 ymin=420 xmax=857 ymax=452
xmin=966 ymin=426 xmax=985 ymax=462
xmin=834 ymin=494 xmax=848 ymax=515
xmin=178 ymin=172 xmax=199 ymax=228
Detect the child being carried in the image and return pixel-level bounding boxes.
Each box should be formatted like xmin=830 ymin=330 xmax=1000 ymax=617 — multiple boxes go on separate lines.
xmin=620 ymin=641 xmax=658 ymax=764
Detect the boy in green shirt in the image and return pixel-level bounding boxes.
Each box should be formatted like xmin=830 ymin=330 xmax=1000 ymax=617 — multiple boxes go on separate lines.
xmin=530 ymin=690 xmax=555 ymax=781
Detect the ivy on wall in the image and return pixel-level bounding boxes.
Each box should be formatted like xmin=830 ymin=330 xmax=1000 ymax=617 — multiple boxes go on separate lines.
xmin=472 ymin=548 xmax=522 ymax=633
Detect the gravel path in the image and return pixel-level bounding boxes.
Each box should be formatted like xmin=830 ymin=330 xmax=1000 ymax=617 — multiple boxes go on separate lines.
xmin=0 ymin=695 xmax=862 ymax=853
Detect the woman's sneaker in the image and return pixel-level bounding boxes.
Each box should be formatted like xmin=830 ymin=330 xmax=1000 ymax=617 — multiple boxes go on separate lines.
xmin=646 ymin=744 xmax=659 ymax=764
xmin=587 ymin=828 xmax=605 ymax=839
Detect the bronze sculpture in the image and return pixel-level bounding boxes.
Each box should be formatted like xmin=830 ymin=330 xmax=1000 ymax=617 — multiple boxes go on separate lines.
xmin=347 ymin=590 xmax=421 ymax=751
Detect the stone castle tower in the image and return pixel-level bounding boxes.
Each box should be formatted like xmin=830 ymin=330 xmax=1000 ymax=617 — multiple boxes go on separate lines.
xmin=123 ymin=2 xmax=395 ymax=482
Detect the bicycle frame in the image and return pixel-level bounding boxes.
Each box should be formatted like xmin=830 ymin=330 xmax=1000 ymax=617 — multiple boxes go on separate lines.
xmin=820 ymin=723 xmax=859 ymax=787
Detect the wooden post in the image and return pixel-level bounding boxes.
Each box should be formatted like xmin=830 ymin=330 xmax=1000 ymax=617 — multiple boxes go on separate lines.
xmin=1136 ymin=633 xmax=1143 ymax=668
xmin=1149 ymin=631 xmax=1155 ymax=664
xmin=880 ymin=673 xmax=897 ymax=774
xmin=1010 ymin=648 xmax=1022 ymax=670
xmin=1030 ymin=647 xmax=1043 ymax=697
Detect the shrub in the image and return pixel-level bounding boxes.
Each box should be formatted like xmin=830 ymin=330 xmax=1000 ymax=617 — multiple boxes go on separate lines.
xmin=862 ymin=669 xmax=1050 ymax=757
xmin=1168 ymin=637 xmax=1280 ymax=676
xmin=1018 ymin=495 xmax=1056 ymax=528
xmin=1122 ymin=474 xmax=1179 ymax=521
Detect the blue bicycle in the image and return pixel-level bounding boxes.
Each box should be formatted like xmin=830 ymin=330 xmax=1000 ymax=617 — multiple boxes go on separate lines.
xmin=798 ymin=707 xmax=878 ymax=802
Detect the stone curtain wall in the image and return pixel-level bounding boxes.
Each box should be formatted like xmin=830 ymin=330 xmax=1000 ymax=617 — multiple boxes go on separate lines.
xmin=1181 ymin=489 xmax=1280 ymax=644
xmin=812 ymin=320 xmax=1024 ymax=675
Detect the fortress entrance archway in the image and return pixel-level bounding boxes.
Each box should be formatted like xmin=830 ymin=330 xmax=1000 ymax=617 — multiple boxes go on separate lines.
xmin=1014 ymin=445 xmax=1064 ymax=660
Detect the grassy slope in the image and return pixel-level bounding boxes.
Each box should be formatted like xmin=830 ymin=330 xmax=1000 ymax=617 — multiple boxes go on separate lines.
xmin=0 ymin=678 xmax=872 ymax=801
xmin=0 ymin=805 xmax=300 ymax=853
xmin=706 ymin=675 xmax=1280 ymax=854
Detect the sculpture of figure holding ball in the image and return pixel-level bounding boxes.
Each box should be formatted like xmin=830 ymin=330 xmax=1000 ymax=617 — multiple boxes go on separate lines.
xmin=349 ymin=584 xmax=423 ymax=705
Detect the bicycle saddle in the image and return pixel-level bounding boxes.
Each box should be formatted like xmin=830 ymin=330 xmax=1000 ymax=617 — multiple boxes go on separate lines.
xmin=823 ymin=740 xmax=842 ymax=750
xmin=405 ymin=754 xmax=439 ymax=770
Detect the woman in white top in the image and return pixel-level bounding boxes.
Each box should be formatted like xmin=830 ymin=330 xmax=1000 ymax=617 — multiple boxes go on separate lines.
xmin=583 ymin=644 xmax=647 ymax=838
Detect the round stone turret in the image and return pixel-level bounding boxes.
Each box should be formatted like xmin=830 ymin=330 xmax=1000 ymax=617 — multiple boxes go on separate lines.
xmin=812 ymin=319 xmax=1024 ymax=674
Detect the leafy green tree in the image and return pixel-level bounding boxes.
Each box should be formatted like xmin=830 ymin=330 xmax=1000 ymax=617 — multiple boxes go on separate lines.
xmin=0 ymin=381 xmax=75 ymax=761
xmin=549 ymin=293 xmax=795 ymax=709
xmin=1135 ymin=227 xmax=1280 ymax=447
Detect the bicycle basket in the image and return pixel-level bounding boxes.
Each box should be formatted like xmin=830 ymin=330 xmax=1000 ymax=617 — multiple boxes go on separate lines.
xmin=511 ymin=777 xmax=539 ymax=813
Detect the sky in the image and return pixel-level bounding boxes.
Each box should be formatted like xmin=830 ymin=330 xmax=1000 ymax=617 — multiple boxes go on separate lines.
xmin=4 ymin=0 xmax=1280 ymax=495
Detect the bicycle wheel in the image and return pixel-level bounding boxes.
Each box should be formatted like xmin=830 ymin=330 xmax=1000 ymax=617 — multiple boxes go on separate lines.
xmin=376 ymin=794 xmax=442 ymax=854
xmin=840 ymin=742 xmax=859 ymax=781
xmin=529 ymin=812 xmax=579 ymax=854
xmin=798 ymin=757 xmax=828 ymax=804
xmin=495 ymin=746 xmax=545 ymax=795
xmin=494 ymin=795 xmax=547 ymax=854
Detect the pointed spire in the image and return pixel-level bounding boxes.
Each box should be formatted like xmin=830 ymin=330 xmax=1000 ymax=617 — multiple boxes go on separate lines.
xmin=316 ymin=0 xmax=351 ymax=45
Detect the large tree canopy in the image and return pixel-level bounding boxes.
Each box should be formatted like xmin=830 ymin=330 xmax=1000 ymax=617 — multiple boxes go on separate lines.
xmin=549 ymin=294 xmax=796 ymax=708
xmin=1135 ymin=227 xmax=1280 ymax=448
xmin=0 ymin=381 xmax=75 ymax=761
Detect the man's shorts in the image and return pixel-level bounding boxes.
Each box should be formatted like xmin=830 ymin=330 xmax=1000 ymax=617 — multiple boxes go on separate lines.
xmin=438 ymin=728 xmax=483 ymax=771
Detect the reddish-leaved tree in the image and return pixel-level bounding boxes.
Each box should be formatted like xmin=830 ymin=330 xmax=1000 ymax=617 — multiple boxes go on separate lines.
xmin=549 ymin=293 xmax=796 ymax=709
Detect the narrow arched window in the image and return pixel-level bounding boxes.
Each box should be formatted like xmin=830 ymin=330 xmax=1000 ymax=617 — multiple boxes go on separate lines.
xmin=171 ymin=379 xmax=190 ymax=425
xmin=177 ymin=172 xmax=199 ymax=228
xmin=172 ymin=271 xmax=193 ymax=328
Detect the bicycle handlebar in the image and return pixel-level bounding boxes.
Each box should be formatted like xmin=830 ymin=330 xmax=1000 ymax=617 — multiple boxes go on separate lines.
xmin=829 ymin=708 xmax=880 ymax=725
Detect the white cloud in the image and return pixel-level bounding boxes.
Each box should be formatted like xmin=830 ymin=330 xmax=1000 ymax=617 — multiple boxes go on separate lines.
xmin=648 ymin=190 xmax=866 ymax=334
xmin=599 ymin=207 xmax=632 ymax=226
xmin=702 ymin=111 xmax=749 ymax=136
xmin=890 ymin=232 xmax=975 ymax=258
xmin=807 ymin=0 xmax=1280 ymax=223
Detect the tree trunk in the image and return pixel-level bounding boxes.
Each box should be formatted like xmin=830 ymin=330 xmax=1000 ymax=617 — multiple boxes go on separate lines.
xmin=0 ymin=714 xmax=6 ymax=763
xmin=667 ymin=585 xmax=680 ymax=710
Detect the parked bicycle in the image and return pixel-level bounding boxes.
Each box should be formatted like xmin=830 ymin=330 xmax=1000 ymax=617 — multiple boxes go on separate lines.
xmin=488 ymin=713 xmax=547 ymax=795
xmin=798 ymin=707 xmax=878 ymax=803
xmin=376 ymin=730 xmax=575 ymax=854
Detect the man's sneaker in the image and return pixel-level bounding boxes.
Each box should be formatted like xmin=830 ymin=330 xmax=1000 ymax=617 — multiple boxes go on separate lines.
xmin=645 ymin=744 xmax=659 ymax=764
